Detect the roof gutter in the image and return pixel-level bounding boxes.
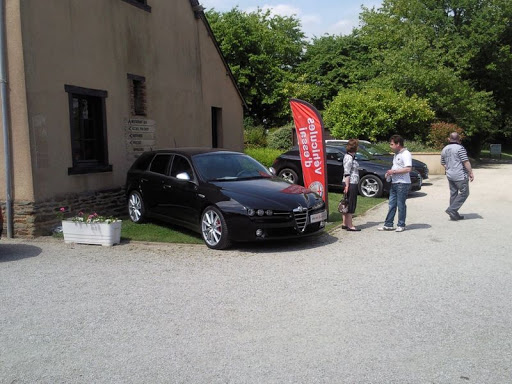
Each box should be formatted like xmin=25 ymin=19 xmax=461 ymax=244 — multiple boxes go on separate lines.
xmin=0 ymin=0 xmax=13 ymax=238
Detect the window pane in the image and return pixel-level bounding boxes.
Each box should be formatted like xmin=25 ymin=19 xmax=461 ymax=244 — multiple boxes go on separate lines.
xmin=150 ymin=154 xmax=171 ymax=175
xmin=170 ymin=156 xmax=192 ymax=178
xmin=68 ymin=92 xmax=106 ymax=166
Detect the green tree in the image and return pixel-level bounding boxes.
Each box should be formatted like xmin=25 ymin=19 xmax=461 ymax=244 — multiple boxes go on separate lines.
xmin=323 ymin=88 xmax=435 ymax=141
xmin=206 ymin=7 xmax=307 ymax=126
xmin=357 ymin=0 xmax=508 ymax=152
xmin=292 ymin=34 xmax=374 ymax=110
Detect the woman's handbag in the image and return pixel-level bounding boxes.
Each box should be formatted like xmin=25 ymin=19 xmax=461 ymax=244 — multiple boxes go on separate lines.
xmin=338 ymin=193 xmax=349 ymax=214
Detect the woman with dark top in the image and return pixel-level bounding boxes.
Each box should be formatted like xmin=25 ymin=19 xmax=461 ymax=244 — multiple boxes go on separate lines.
xmin=342 ymin=139 xmax=361 ymax=231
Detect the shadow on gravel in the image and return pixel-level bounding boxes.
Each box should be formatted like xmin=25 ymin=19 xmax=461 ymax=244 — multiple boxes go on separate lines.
xmin=408 ymin=192 xmax=427 ymax=199
xmin=455 ymin=213 xmax=483 ymax=220
xmin=351 ymin=221 xmax=432 ymax=231
xmin=0 ymin=244 xmax=43 ymax=262
xmin=404 ymin=223 xmax=432 ymax=230
xmin=232 ymin=231 xmax=339 ymax=254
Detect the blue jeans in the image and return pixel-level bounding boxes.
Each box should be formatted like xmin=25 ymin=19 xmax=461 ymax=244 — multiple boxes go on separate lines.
xmin=385 ymin=183 xmax=411 ymax=228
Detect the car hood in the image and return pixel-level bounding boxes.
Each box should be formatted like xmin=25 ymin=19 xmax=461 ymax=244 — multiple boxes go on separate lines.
xmin=211 ymin=177 xmax=322 ymax=210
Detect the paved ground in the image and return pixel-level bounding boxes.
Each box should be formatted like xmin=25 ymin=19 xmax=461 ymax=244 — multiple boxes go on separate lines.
xmin=1 ymin=163 xmax=511 ymax=383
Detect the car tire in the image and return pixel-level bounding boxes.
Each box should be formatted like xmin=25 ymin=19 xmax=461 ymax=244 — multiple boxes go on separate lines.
xmin=201 ymin=206 xmax=231 ymax=250
xmin=359 ymin=174 xmax=384 ymax=198
xmin=278 ymin=167 xmax=300 ymax=184
xmin=128 ymin=190 xmax=146 ymax=223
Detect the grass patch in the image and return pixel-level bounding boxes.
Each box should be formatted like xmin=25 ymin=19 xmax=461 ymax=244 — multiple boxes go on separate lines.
xmin=121 ymin=220 xmax=203 ymax=244
xmin=53 ymin=195 xmax=385 ymax=243
xmin=244 ymin=147 xmax=284 ymax=167
xmin=121 ymin=194 xmax=385 ymax=241
xmin=119 ymin=194 xmax=385 ymax=242
xmin=480 ymin=149 xmax=512 ymax=161
xmin=326 ymin=192 xmax=386 ymax=230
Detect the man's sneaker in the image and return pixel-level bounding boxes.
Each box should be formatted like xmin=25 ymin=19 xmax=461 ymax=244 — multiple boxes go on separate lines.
xmin=395 ymin=226 xmax=405 ymax=232
xmin=378 ymin=226 xmax=395 ymax=231
xmin=456 ymin=213 xmax=464 ymax=220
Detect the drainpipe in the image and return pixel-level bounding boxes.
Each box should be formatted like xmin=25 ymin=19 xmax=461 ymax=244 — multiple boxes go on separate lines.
xmin=0 ymin=0 xmax=13 ymax=238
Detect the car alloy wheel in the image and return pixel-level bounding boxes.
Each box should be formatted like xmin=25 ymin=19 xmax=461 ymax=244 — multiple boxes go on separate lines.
xmin=201 ymin=206 xmax=231 ymax=250
xmin=359 ymin=175 xmax=383 ymax=198
xmin=128 ymin=191 xmax=146 ymax=223
xmin=278 ymin=167 xmax=299 ymax=184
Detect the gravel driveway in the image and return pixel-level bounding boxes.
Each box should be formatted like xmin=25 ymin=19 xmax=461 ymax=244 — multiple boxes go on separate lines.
xmin=1 ymin=163 xmax=511 ymax=383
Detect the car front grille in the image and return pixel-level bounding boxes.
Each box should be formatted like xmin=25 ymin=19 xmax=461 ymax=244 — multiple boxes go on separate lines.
xmin=293 ymin=206 xmax=309 ymax=232
xmin=250 ymin=206 xmax=318 ymax=234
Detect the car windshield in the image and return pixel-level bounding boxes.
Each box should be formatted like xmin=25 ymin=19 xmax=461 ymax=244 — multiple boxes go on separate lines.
xmin=359 ymin=143 xmax=389 ymax=156
xmin=328 ymin=145 xmax=372 ymax=161
xmin=193 ymin=153 xmax=272 ymax=181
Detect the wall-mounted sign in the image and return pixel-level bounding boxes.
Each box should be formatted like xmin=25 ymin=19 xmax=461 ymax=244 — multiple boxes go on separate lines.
xmin=124 ymin=118 xmax=156 ymax=159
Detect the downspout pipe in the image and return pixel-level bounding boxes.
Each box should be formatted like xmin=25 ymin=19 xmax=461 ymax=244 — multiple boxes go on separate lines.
xmin=0 ymin=0 xmax=13 ymax=238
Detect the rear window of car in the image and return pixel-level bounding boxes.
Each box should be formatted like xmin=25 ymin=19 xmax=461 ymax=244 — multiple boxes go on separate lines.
xmin=130 ymin=153 xmax=153 ymax=171
xmin=149 ymin=154 xmax=172 ymax=175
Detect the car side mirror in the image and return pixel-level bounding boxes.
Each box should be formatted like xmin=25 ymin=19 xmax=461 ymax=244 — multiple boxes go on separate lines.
xmin=176 ymin=172 xmax=191 ymax=181
xmin=268 ymin=167 xmax=276 ymax=176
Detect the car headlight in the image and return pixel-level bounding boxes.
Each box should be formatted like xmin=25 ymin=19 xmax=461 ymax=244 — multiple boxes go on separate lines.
xmin=312 ymin=200 xmax=325 ymax=210
xmin=246 ymin=208 xmax=273 ymax=216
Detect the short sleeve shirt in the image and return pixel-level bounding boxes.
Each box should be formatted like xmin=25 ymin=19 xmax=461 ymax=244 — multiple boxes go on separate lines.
xmin=441 ymin=143 xmax=469 ymax=181
xmin=391 ymin=148 xmax=412 ymax=184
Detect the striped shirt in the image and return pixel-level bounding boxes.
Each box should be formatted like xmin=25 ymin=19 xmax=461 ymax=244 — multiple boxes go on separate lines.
xmin=441 ymin=143 xmax=469 ymax=181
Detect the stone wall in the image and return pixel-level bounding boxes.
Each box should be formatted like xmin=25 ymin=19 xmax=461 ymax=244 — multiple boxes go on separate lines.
xmin=412 ymin=152 xmax=444 ymax=175
xmin=1 ymin=187 xmax=126 ymax=237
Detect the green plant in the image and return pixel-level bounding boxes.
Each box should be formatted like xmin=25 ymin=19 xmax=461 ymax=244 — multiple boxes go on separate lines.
xmin=58 ymin=207 xmax=119 ymax=224
xmin=267 ymin=126 xmax=294 ymax=150
xmin=324 ymin=87 xmax=434 ymax=141
xmin=244 ymin=147 xmax=283 ymax=167
xmin=244 ymin=126 xmax=267 ymax=148
xmin=428 ymin=122 xmax=464 ymax=150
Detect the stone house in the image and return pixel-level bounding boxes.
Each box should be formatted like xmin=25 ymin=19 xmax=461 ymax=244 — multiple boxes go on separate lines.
xmin=0 ymin=0 xmax=245 ymax=237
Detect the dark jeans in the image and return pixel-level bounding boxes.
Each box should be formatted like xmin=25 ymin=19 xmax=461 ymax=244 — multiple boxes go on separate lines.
xmin=384 ymin=183 xmax=411 ymax=228
xmin=447 ymin=178 xmax=470 ymax=213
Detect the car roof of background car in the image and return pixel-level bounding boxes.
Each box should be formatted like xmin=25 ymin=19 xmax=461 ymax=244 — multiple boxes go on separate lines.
xmin=144 ymin=147 xmax=239 ymax=157
xmin=325 ymin=139 xmax=372 ymax=145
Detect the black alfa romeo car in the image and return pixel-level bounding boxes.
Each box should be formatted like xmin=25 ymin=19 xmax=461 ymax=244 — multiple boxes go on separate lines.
xmin=272 ymin=146 xmax=422 ymax=198
xmin=125 ymin=148 xmax=327 ymax=250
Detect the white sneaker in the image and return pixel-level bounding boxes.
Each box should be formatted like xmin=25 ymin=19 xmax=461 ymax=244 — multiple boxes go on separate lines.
xmin=395 ymin=227 xmax=405 ymax=232
xmin=378 ymin=226 xmax=395 ymax=231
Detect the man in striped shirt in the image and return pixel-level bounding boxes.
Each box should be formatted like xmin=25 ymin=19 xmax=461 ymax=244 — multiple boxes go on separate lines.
xmin=441 ymin=132 xmax=474 ymax=220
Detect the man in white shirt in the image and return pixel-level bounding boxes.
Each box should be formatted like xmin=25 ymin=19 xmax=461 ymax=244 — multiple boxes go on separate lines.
xmin=378 ymin=135 xmax=412 ymax=232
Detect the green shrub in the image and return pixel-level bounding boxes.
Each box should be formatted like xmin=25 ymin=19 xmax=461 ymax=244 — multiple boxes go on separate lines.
xmin=374 ymin=140 xmax=437 ymax=153
xmin=244 ymin=126 xmax=267 ymax=148
xmin=267 ymin=126 xmax=294 ymax=150
xmin=245 ymin=147 xmax=283 ymax=167
xmin=428 ymin=122 xmax=464 ymax=150
xmin=324 ymin=88 xmax=435 ymax=141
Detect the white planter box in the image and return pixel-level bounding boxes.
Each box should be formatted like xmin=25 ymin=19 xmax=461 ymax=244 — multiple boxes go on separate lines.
xmin=62 ymin=220 xmax=122 ymax=246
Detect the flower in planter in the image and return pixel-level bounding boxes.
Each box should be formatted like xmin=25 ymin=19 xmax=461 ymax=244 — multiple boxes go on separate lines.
xmin=58 ymin=207 xmax=120 ymax=224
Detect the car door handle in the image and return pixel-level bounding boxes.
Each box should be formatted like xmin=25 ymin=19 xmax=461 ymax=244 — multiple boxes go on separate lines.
xmin=163 ymin=184 xmax=172 ymax=190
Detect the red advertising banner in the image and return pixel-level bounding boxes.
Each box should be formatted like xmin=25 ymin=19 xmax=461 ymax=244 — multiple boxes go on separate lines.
xmin=289 ymin=99 xmax=328 ymax=208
